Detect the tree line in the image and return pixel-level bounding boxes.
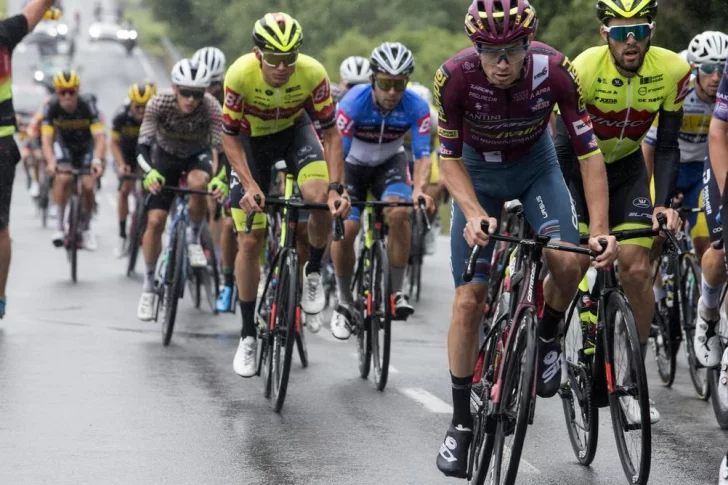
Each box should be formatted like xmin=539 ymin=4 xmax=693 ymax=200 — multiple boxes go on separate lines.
xmin=142 ymin=0 xmax=728 ymax=86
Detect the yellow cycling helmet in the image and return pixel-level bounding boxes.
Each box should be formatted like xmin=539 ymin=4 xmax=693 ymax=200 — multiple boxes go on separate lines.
xmin=128 ymin=83 xmax=154 ymax=105
xmin=43 ymin=7 xmax=62 ymax=21
xmin=52 ymin=70 xmax=80 ymax=90
xmin=252 ymin=12 xmax=303 ymax=53
xmin=596 ymin=0 xmax=657 ymax=25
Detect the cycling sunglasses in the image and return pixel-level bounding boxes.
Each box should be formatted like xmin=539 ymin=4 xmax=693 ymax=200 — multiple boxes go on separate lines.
xmin=56 ymin=89 xmax=78 ymax=97
xmin=374 ymin=77 xmax=408 ymax=92
xmin=476 ymin=40 xmax=529 ymax=65
xmin=177 ymin=88 xmax=205 ymax=100
xmin=602 ymin=22 xmax=654 ymax=42
xmin=260 ymin=50 xmax=299 ymax=67
xmin=699 ymin=63 xmax=725 ymax=76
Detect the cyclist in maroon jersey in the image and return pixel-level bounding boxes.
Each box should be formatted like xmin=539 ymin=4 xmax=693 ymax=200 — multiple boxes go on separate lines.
xmin=435 ymin=0 xmax=618 ymax=477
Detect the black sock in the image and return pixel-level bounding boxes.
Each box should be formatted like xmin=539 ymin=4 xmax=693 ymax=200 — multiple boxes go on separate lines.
xmin=451 ymin=373 xmax=473 ymax=428
xmin=538 ymin=304 xmax=564 ymax=340
xmin=240 ymin=300 xmax=256 ymax=339
xmin=223 ymin=269 xmax=234 ymax=288
xmin=119 ymin=220 xmax=127 ymax=239
xmin=306 ymin=245 xmax=326 ymax=275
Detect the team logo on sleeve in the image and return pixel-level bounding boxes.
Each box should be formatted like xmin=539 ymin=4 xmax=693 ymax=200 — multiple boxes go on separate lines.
xmin=224 ymin=87 xmax=243 ymax=112
xmin=675 ymin=72 xmax=691 ymax=104
xmin=572 ymin=115 xmax=593 ymax=136
xmin=433 ymin=65 xmax=451 ymax=123
xmin=313 ymin=79 xmax=331 ymax=103
xmin=417 ymin=114 xmax=431 ymax=135
xmin=336 ymin=111 xmax=354 ymax=136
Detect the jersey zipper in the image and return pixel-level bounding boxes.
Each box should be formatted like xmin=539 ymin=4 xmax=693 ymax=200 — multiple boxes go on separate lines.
xmin=274 ymin=88 xmax=281 ymax=132
xmin=609 ymin=77 xmax=632 ymax=164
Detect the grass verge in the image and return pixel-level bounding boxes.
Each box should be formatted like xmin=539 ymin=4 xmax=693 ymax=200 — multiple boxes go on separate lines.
xmin=125 ymin=0 xmax=168 ymax=58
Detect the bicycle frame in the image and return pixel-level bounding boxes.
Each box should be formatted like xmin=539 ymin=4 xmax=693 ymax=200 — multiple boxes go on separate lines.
xmin=157 ymin=193 xmax=190 ymax=294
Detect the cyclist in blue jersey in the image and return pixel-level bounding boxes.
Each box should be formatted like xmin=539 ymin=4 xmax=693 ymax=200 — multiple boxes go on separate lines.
xmin=329 ymin=42 xmax=436 ymax=339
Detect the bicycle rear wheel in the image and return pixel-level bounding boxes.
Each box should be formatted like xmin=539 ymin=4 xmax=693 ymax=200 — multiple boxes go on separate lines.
xmin=126 ymin=202 xmax=146 ymax=276
xmin=561 ymin=296 xmax=599 ymax=466
xmin=296 ymin=309 xmax=308 ymax=368
xmin=605 ymin=291 xmax=651 ymax=485
xmin=200 ymin=224 xmax=220 ymax=314
xmin=651 ymin=304 xmax=675 ymax=387
xmin=370 ymin=241 xmax=392 ymax=391
xmin=681 ymin=255 xmax=709 ymax=400
xmin=161 ymin=224 xmax=185 ymax=346
xmin=272 ymin=249 xmax=299 ymax=412
xmin=353 ymin=248 xmax=371 ymax=379
xmin=68 ymin=196 xmax=80 ymax=283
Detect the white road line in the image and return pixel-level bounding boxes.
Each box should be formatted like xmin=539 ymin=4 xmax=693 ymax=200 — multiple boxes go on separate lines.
xmin=136 ymin=48 xmax=156 ymax=81
xmin=400 ymin=387 xmax=452 ymax=414
xmin=349 ymin=352 xmax=399 ymax=373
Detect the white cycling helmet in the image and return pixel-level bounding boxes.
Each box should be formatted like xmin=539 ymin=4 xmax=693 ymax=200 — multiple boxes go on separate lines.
xmin=339 ymin=56 xmax=371 ymax=85
xmin=370 ymin=42 xmax=415 ymax=76
xmin=408 ymin=82 xmax=433 ymax=105
xmin=171 ymin=58 xmax=212 ymax=89
xmin=687 ymin=31 xmax=728 ymax=66
xmin=192 ymin=47 xmax=226 ymax=83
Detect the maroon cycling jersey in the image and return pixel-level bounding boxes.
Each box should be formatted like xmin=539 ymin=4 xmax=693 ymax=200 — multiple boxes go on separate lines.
xmin=435 ymin=42 xmax=600 ymax=163
xmin=714 ymin=59 xmax=728 ymax=122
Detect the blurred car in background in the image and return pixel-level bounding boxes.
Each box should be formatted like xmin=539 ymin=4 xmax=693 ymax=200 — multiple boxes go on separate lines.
xmin=88 ymin=16 xmax=137 ymax=55
xmin=31 ymin=56 xmax=80 ymax=94
xmin=13 ymin=83 xmax=49 ymax=123
xmin=24 ymin=19 xmax=70 ymax=56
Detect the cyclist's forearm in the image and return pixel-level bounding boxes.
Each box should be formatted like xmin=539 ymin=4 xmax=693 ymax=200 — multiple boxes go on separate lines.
xmin=322 ymin=126 xmax=344 ymax=185
xmin=23 ymin=0 xmax=56 ymax=31
xmin=110 ymin=140 xmax=125 ymax=167
xmin=641 ymin=142 xmax=656 ymax=181
xmin=579 ymin=153 xmax=610 ymax=236
xmin=222 ymin=133 xmax=256 ymax=189
xmin=413 ymin=156 xmax=431 ymax=193
xmin=441 ymin=158 xmax=482 ymax=219
xmin=211 ymin=148 xmax=219 ymax=176
xmin=709 ymin=118 xmax=728 ymax=198
xmin=93 ymin=133 xmax=106 ymax=161
xmin=41 ymin=135 xmax=54 ymax=163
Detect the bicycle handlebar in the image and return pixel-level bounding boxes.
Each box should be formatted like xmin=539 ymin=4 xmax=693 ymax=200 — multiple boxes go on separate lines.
xmin=160 ymin=186 xmax=214 ymax=197
xmin=243 ymin=195 xmax=346 ymax=240
xmin=463 ymin=220 xmax=599 ymax=283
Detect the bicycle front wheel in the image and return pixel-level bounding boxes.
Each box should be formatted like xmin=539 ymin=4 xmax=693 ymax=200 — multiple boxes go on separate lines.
xmin=353 ymin=248 xmax=371 ymax=379
xmin=681 ymin=255 xmax=709 ymax=400
xmin=561 ymin=296 xmax=599 ymax=466
xmin=161 ymin=224 xmax=185 ymax=346
xmin=126 ymin=204 xmax=146 ymax=276
xmin=296 ymin=309 xmax=308 ymax=368
xmin=68 ymin=195 xmax=80 ymax=283
xmin=272 ymin=249 xmax=299 ymax=412
xmin=370 ymin=241 xmax=392 ymax=391
xmin=605 ymin=291 xmax=651 ymax=485
xmin=651 ymin=304 xmax=675 ymax=387
xmin=496 ymin=307 xmax=537 ymax=485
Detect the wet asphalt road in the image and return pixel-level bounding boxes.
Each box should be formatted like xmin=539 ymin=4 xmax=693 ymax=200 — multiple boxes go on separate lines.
xmin=1 ymin=1 xmax=727 ymax=483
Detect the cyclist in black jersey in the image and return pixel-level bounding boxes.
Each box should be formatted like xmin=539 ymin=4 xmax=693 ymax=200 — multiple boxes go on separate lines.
xmin=112 ymin=83 xmax=152 ymax=257
xmin=42 ymin=70 xmax=106 ymax=251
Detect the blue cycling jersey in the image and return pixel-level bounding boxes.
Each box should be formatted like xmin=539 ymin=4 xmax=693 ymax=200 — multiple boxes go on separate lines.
xmin=336 ymin=83 xmax=431 ymax=166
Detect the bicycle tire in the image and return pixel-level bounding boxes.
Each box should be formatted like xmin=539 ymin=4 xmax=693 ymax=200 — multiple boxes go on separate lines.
xmin=709 ymin=367 xmax=728 ymax=429
xmin=199 ymin=224 xmax=220 ymax=314
xmin=272 ymin=249 xmax=299 ymax=412
xmin=161 ymin=224 xmax=185 ymax=346
xmin=126 ymin=203 xmax=146 ymax=277
xmin=296 ymin=308 xmax=308 ymax=368
xmin=353 ymin=248 xmax=371 ymax=379
xmin=605 ymin=291 xmax=651 ymax=485
xmin=561 ymin=297 xmax=599 ymax=466
xmin=39 ymin=177 xmax=50 ymax=229
xmin=192 ymin=270 xmax=202 ymax=309
xmin=681 ymin=255 xmax=709 ymax=400
xmin=69 ymin=196 xmax=79 ymax=283
xmin=491 ymin=307 xmax=537 ymax=485
xmin=370 ymin=240 xmax=392 ymax=391
xmin=651 ymin=304 xmax=675 ymax=387
xmin=469 ymin=328 xmax=500 ymax=484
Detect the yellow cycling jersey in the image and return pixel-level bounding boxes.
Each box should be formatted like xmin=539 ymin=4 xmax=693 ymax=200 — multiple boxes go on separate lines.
xmin=222 ymin=53 xmax=336 ymax=137
xmin=572 ymin=46 xmax=691 ymax=163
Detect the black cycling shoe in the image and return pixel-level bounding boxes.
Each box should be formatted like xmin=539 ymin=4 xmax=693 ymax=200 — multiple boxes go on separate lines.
xmin=536 ymin=336 xmax=562 ymax=398
xmin=436 ymin=423 xmax=473 ymax=478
